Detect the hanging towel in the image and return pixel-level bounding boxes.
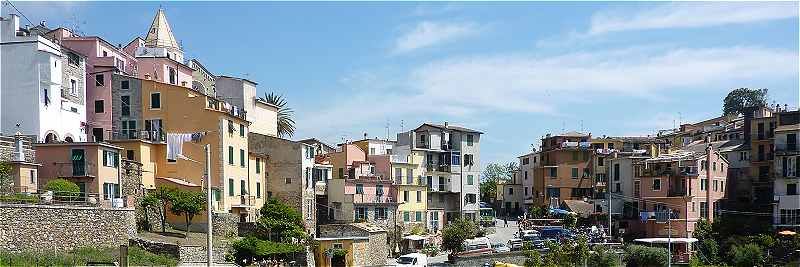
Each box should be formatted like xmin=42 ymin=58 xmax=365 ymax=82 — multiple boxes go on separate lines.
xmin=191 ymin=132 xmax=206 ymax=142
xmin=166 ymin=133 xmax=193 ymax=161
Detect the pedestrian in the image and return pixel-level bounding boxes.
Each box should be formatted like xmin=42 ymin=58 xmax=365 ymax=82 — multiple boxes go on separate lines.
xmin=504 ymin=218 xmax=508 ymax=227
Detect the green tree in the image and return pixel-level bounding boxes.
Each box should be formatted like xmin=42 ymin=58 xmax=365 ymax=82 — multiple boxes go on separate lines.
xmin=140 ymin=193 xmax=159 ymax=231
xmin=169 ymin=189 xmax=206 ymax=236
xmin=0 ymin=161 xmax=12 ymax=193
xmin=588 ymin=245 xmax=620 ymax=267
xmin=44 ymin=178 xmax=80 ymax=200
xmin=563 ymin=213 xmax=577 ymax=229
xmin=260 ymin=92 xmax=295 ymax=138
xmin=441 ymin=218 xmax=478 ymax=253
xmin=730 ymin=243 xmax=765 ymax=267
xmin=722 ymin=88 xmax=769 ymax=116
xmin=153 ymin=186 xmax=177 ymax=232
xmin=230 ymin=197 xmax=307 ymax=265
xmin=624 ymin=245 xmax=668 ymax=267
xmin=480 ymin=162 xmax=518 ymax=203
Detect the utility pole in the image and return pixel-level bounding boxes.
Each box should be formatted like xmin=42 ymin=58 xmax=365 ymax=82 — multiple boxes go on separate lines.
xmin=607 ymin=187 xmax=612 ymax=240
xmin=205 ymin=144 xmax=213 ymax=267
xmin=667 ymin=208 xmax=672 ymax=267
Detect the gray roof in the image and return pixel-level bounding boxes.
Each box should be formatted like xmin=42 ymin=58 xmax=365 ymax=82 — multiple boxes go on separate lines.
xmin=416 ymin=123 xmax=483 ymax=134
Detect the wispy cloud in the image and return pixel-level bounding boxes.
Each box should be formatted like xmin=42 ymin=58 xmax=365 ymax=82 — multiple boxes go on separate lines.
xmin=392 ymin=21 xmax=481 ymax=54
xmin=297 ymin=46 xmax=797 ymax=142
xmin=588 ymin=2 xmax=797 ymax=35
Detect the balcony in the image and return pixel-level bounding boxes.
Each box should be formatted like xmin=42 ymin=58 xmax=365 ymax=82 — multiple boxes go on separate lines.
xmin=112 ymin=130 xmax=165 ymax=143
xmin=232 ymin=195 xmax=257 ymax=208
xmin=54 ymin=162 xmax=99 ymax=178
xmin=775 ymin=143 xmax=799 ymax=155
xmin=390 ymin=155 xmax=409 ymax=164
xmin=207 ymin=98 xmax=247 ymax=120
xmin=560 ymin=141 xmax=591 ymax=149
xmin=314 ymin=181 xmax=327 ymax=195
xmin=352 ymin=194 xmax=397 ymax=204
xmin=416 ymin=141 xmax=430 ymax=149
xmin=667 ymin=189 xmax=688 ymax=197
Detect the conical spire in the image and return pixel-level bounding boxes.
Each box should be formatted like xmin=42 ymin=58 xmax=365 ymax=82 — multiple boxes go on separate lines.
xmin=144 ymin=9 xmax=180 ymax=50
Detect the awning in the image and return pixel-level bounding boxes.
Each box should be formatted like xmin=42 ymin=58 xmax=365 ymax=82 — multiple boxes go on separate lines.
xmin=549 ymin=208 xmax=571 ymax=215
xmin=403 ymin=235 xmax=426 ymax=241
xmin=634 ymin=238 xmax=698 ymax=244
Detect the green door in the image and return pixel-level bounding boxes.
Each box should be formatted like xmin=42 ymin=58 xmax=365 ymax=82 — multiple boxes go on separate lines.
xmin=71 ymin=149 xmax=85 ymax=176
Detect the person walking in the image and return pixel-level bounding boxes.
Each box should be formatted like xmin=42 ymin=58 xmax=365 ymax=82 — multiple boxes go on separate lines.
xmin=504 ymin=218 xmax=508 ymax=228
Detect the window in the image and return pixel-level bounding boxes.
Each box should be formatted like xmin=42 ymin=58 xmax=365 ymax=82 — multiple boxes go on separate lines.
xmin=338 ymin=168 xmax=344 ymax=178
xmin=30 ymin=170 xmax=36 ymax=184
xmin=355 ymin=184 xmax=364 ymax=194
xmin=240 ymin=149 xmax=245 ymax=167
xmin=549 ymin=167 xmax=557 ymax=177
xmin=614 ymin=163 xmax=620 ymax=181
xmin=523 ymin=157 xmax=529 ymax=165
xmin=713 ymin=162 xmax=717 ymax=171
xmin=150 ymin=92 xmax=161 ymax=109
xmin=634 ymin=181 xmax=641 ymax=197
xmin=788 ymin=184 xmax=798 ymax=196
xmin=121 ymin=96 xmax=131 ymax=117
xmin=228 ymin=179 xmax=234 ymax=196
xmin=416 ymin=211 xmax=423 ymax=222
xmin=376 ymin=184 xmax=384 ymax=196
xmin=240 ymin=180 xmax=246 ymax=195
xmin=256 ymin=158 xmax=261 ymax=173
xmin=416 ymin=191 xmax=421 ymax=202
xmin=467 ymin=175 xmax=474 ymax=185
xmin=285 ymin=178 xmax=292 ymax=184
xmin=713 ymin=180 xmax=718 ymax=191
xmin=465 ymin=193 xmax=477 ymax=204
xmin=508 ymin=187 xmax=514 ymax=195
xmin=256 ymin=182 xmax=261 ymax=198
xmin=93 ymin=100 xmax=104 ymax=113
xmin=95 ymin=74 xmax=104 ymax=86
xmin=395 ymin=168 xmax=403 ymax=184
xmin=407 ymin=169 xmax=414 ymax=184
xmin=376 ymin=208 xmax=388 ymax=220
xmin=571 ymin=168 xmax=579 ymax=178
xmin=223 ymin=146 xmax=233 ymax=165
xmin=68 ymin=52 xmax=80 ymax=66
xmin=126 ymin=150 xmax=135 ymax=160
xmin=69 ymin=79 xmax=77 ymax=95
xmin=369 ymin=148 xmax=375 ymax=155
xmin=102 ymin=183 xmax=120 ymax=200
xmin=524 ymin=171 xmax=528 ymax=180
xmin=403 ymin=191 xmax=409 ymax=202
xmin=464 ymin=154 xmax=474 ymax=166
xmin=615 ymin=183 xmax=621 ymax=193
xmin=598 ymin=157 xmax=604 ymax=166
xmin=700 ymin=202 xmax=708 ymax=218
xmin=121 ymin=80 xmax=129 ymax=90
xmin=572 ymin=151 xmax=578 ymax=160
xmin=168 ymin=67 xmax=177 ymax=85
xmin=467 ymin=134 xmax=474 ymax=146
xmin=452 ymin=154 xmax=460 ymax=165
xmin=228 ymin=120 xmax=235 ymax=134
xmin=653 ymin=178 xmax=661 ymax=191
xmin=404 ymin=211 xmax=410 ymax=222
xmin=102 ymin=150 xmax=118 ymax=167
xmin=239 ymin=124 xmax=245 ymax=137
xmin=102 ymin=51 xmax=108 ymax=57
xmin=701 ymin=179 xmax=707 ymax=191
xmin=355 ymin=207 xmax=367 ymax=221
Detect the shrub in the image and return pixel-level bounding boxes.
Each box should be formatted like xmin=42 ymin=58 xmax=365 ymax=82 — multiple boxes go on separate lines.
xmin=441 ymin=218 xmax=478 ymax=253
xmin=44 ymin=178 xmax=80 ymax=200
xmin=730 ymin=243 xmax=764 ymax=267
xmin=624 ymin=245 xmax=668 ymax=267
xmin=588 ymin=245 xmax=620 ymax=267
xmin=421 ymin=243 xmax=439 ymax=257
xmin=0 ymin=193 xmax=38 ymax=204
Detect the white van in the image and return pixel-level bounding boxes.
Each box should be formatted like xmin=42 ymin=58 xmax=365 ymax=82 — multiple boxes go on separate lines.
xmin=395 ymin=253 xmax=428 ymax=266
xmin=457 ymin=237 xmax=493 ymax=257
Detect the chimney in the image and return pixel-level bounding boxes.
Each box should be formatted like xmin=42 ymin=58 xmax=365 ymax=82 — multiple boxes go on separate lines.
xmin=14 ymin=134 xmax=25 ymax=162
xmin=363 ymin=132 xmax=368 ymax=139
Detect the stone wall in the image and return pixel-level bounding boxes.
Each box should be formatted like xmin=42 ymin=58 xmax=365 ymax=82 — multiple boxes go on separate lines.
xmin=452 ymin=251 xmax=527 ymax=266
xmin=212 ymin=212 xmax=239 ymax=237
xmin=0 ymin=204 xmax=136 ymax=252
xmin=0 ymin=135 xmax=35 ymax=163
xmin=177 ymin=240 xmax=229 ymax=263
xmin=366 ymin=231 xmax=388 ymax=266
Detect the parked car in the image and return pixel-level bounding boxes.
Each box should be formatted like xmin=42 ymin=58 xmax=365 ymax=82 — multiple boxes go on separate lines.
xmin=539 ymin=227 xmax=576 ymax=241
xmin=457 ymin=237 xmax=493 ymax=257
xmin=491 ymin=243 xmax=511 ymax=253
xmin=395 ymin=253 xmax=428 ymax=266
xmin=507 ymin=238 xmax=524 ymax=251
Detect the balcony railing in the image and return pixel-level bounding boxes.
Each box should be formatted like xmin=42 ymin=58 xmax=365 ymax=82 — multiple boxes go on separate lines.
xmin=416 ymin=142 xmax=429 ymax=149
xmin=352 ymin=194 xmax=397 ymax=204
xmin=207 ymin=98 xmax=247 ymax=120
xmin=775 ymin=143 xmax=799 ymax=154
xmin=233 ymin=195 xmax=257 ymax=207
xmin=112 ymin=130 xmax=165 ymax=143
xmin=54 ymin=162 xmax=99 ymax=177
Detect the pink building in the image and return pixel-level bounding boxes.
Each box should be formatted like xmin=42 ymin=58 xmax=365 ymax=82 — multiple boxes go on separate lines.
xmin=327 ymin=144 xmax=398 ymax=227
xmin=123 ymin=9 xmax=192 ymax=88
xmin=47 ymin=28 xmax=138 ymax=142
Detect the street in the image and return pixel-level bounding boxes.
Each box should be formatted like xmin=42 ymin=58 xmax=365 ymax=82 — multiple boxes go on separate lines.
xmin=424 ymin=219 xmax=520 ymax=266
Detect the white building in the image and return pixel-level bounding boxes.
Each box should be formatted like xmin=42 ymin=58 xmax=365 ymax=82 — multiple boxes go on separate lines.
xmin=1 ymin=15 xmax=87 ymax=142
xmin=773 ymin=114 xmax=799 ymax=229
xmin=396 ymin=122 xmax=482 ymax=223
xmin=518 ymin=151 xmax=539 ymax=210
xmin=216 ymin=76 xmax=278 ymax=137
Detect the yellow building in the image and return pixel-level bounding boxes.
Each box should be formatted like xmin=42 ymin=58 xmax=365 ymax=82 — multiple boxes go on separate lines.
xmin=113 ymin=75 xmax=268 ymax=226
xmin=391 ymin=150 xmax=431 ymax=231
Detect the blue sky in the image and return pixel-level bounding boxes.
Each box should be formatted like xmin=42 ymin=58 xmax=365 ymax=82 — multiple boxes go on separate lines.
xmin=6 ymin=1 xmax=799 ymax=165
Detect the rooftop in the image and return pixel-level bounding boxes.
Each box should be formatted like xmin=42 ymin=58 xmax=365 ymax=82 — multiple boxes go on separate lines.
xmin=416 ymin=123 xmax=483 ymax=134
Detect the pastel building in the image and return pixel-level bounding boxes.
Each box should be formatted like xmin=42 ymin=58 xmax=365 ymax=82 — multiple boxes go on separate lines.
xmin=46 ymin=27 xmax=138 ymax=142
xmin=534 ymin=132 xmax=594 ymax=207
xmin=35 ymin=142 xmax=123 ymax=205
xmin=328 ymin=144 xmax=398 ymax=228
xmin=396 ymin=123 xmax=483 ymax=224
xmin=517 ymin=151 xmax=540 ymax=210
xmin=773 ymin=110 xmax=800 ymax=229
xmin=390 ymin=144 xmax=431 ymax=231
xmin=216 ymin=76 xmax=278 ymax=137
xmin=1 ymin=15 xmax=87 ymax=143
xmin=123 ymin=9 xmax=193 ymax=89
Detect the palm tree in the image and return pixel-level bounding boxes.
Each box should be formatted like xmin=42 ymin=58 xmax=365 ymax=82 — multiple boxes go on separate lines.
xmin=260 ymin=92 xmax=296 ymax=138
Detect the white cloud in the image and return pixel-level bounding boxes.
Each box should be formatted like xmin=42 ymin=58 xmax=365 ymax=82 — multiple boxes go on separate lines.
xmin=392 ymin=21 xmax=480 ymax=54
xmin=589 ymin=2 xmax=797 ymax=35
xmin=297 ymin=46 xmax=797 ymax=142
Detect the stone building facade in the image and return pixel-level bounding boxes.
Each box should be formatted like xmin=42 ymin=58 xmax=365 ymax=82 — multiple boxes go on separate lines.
xmin=315 ymin=223 xmax=388 ymax=267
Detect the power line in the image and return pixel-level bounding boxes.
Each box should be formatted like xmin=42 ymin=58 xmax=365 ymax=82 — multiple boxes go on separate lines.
xmin=3 ymin=0 xmax=34 ymax=26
